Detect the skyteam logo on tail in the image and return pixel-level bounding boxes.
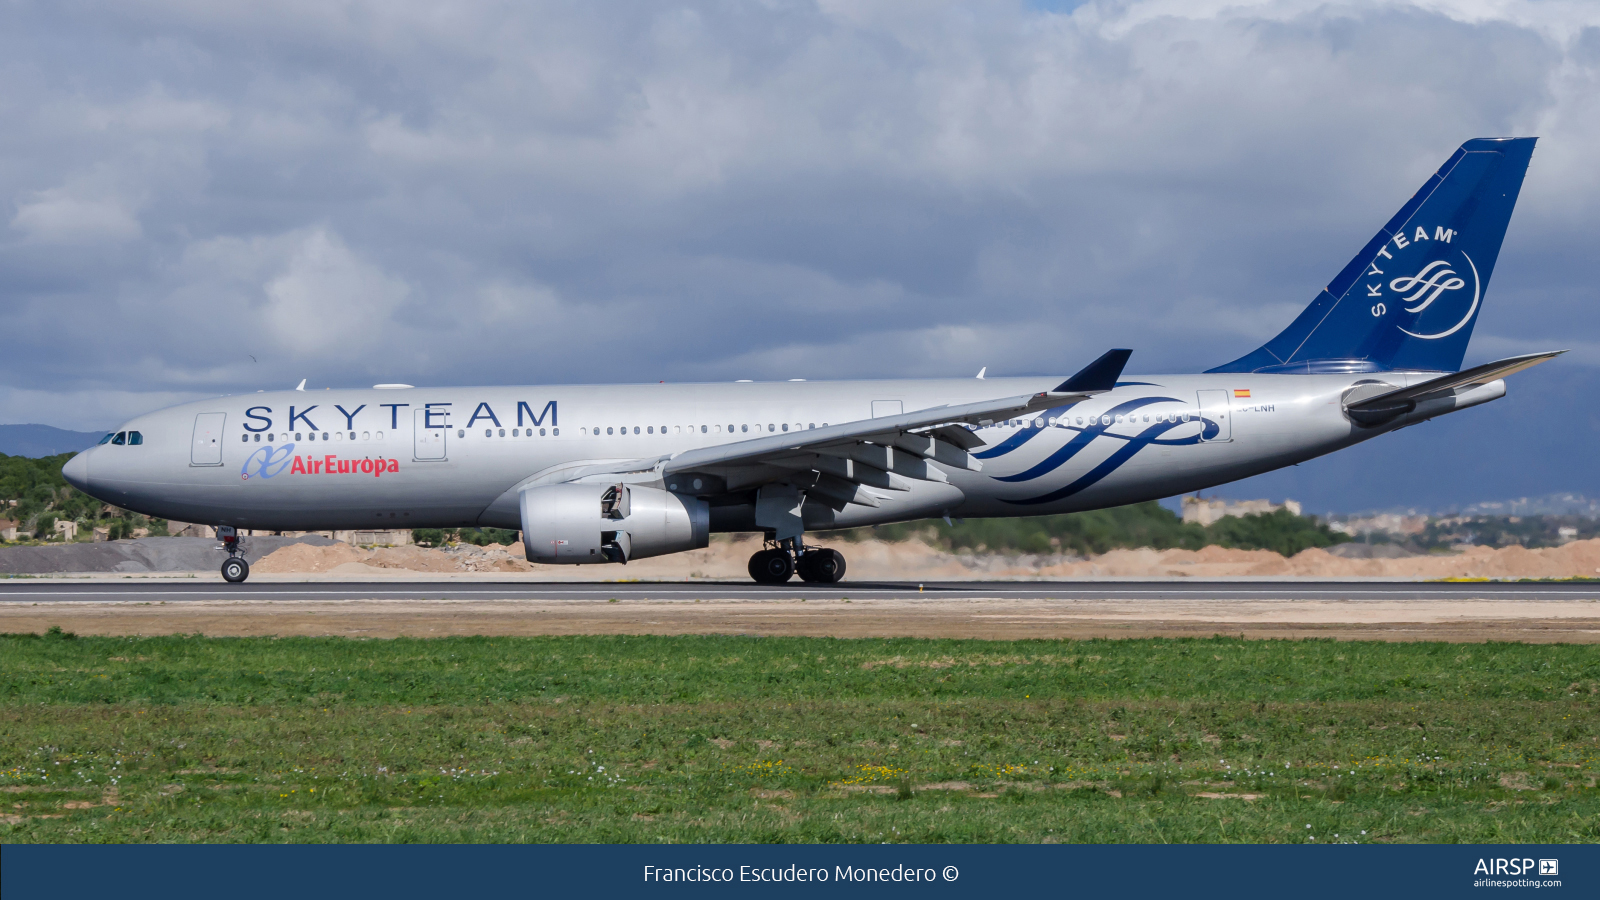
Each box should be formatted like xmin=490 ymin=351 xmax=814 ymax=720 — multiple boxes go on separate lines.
xmin=1366 ymin=226 xmax=1481 ymax=341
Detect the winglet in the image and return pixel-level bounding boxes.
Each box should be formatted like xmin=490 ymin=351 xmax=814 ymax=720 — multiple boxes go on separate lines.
xmin=1055 ymin=349 xmax=1132 ymax=393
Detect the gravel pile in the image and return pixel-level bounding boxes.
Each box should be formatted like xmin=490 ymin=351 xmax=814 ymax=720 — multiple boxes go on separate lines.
xmin=0 ymin=535 xmax=338 ymax=574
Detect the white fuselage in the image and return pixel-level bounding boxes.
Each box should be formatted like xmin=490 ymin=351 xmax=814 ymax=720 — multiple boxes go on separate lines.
xmin=64 ymin=371 xmax=1503 ymax=535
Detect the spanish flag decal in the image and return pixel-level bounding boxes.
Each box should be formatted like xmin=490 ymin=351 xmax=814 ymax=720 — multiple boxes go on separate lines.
xmin=1233 ymin=389 xmax=1251 ymax=398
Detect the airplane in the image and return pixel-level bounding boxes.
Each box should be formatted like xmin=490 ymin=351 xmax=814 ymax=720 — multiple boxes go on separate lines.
xmin=62 ymin=137 xmax=1563 ymax=584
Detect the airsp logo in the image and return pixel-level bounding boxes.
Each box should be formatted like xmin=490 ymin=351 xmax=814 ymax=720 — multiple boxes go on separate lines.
xmin=1363 ymin=225 xmax=1480 ymax=341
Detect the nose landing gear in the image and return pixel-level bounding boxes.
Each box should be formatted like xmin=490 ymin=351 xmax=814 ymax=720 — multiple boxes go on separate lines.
xmin=747 ymin=539 xmax=846 ymax=584
xmin=217 ymin=526 xmax=250 ymax=583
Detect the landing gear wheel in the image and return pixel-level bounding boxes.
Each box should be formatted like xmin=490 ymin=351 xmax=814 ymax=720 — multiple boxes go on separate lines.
xmin=221 ymin=557 xmax=250 ymax=584
xmin=748 ymin=548 xmax=795 ymax=584
xmin=796 ymin=548 xmax=846 ymax=584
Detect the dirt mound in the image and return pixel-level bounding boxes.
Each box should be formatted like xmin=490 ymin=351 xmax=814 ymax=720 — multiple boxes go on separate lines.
xmin=244 ymin=535 xmax=1600 ymax=581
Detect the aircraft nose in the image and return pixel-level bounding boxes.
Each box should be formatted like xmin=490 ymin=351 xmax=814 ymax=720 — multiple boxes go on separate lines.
xmin=61 ymin=452 xmax=90 ymax=491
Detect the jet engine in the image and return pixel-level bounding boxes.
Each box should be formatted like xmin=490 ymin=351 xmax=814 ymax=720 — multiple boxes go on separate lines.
xmin=519 ymin=483 xmax=709 ymax=564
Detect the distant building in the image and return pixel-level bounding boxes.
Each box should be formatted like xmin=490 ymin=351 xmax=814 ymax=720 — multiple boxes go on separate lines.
xmin=163 ymin=520 xmax=211 ymax=538
xmin=1328 ymin=513 xmax=1428 ymax=537
xmin=332 ymin=529 xmax=414 ymax=547
xmin=0 ymin=518 xmax=17 ymax=541
xmin=274 ymin=529 xmax=415 ymax=546
xmin=53 ymin=519 xmax=78 ymax=541
xmin=1182 ymin=496 xmax=1302 ymax=527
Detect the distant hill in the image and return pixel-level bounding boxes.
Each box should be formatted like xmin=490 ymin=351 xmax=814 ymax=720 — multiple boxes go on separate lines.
xmin=0 ymin=424 xmax=104 ymax=458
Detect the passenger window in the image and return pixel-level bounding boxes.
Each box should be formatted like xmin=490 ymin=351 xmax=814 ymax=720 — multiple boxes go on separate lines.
xmin=741 ymin=425 xmax=747 ymax=433
xmin=457 ymin=429 xmax=464 ymax=438
xmin=781 ymin=423 xmax=788 ymax=432
xmin=647 ymin=426 xmax=654 ymax=434
xmin=767 ymin=424 xmax=774 ymax=432
xmin=255 ymin=433 xmax=262 ymax=442
xmin=98 ymin=433 xmax=114 ymax=445
xmin=606 ymin=427 xmax=613 ymax=435
xmin=485 ymin=429 xmax=492 ymax=437
xmin=364 ymin=432 xmax=371 ymax=440
xmin=498 ymin=428 xmax=505 ymax=437
xmin=552 ymin=428 xmax=559 ymax=436
xmin=808 ymin=423 xmax=815 ymax=429
xmin=512 ymin=429 xmax=519 ymax=437
xmin=129 ymin=431 xmax=143 ymax=445
xmin=268 ymin=434 xmax=275 ymax=442
xmin=295 ymin=432 xmax=303 ymax=441
xmin=240 ymin=434 xmax=249 ymax=443
xmin=633 ymin=426 xmax=640 ymax=435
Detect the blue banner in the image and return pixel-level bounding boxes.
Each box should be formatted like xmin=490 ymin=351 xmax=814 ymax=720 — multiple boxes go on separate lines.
xmin=2 ymin=843 xmax=1593 ymax=899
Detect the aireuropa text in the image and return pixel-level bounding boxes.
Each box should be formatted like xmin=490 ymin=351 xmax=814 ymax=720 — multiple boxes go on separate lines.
xmin=642 ymin=865 xmax=943 ymax=883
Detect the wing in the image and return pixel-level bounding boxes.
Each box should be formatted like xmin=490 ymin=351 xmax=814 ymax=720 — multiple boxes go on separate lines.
xmin=527 ymin=349 xmax=1131 ymax=508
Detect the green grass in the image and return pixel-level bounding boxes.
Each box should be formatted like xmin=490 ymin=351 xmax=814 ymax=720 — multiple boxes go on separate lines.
xmin=2 ymin=632 xmax=1596 ymax=843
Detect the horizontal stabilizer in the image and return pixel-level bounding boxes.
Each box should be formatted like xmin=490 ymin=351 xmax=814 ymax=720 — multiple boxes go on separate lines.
xmin=1055 ymin=349 xmax=1132 ymax=393
xmin=1344 ymin=350 xmax=1564 ymax=425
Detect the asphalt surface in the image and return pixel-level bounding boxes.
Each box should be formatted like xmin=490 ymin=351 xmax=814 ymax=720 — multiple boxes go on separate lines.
xmin=3 ymin=580 xmax=1598 ymax=602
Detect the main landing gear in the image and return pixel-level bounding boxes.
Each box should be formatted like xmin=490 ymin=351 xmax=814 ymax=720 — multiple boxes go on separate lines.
xmin=218 ymin=526 xmax=250 ymax=583
xmin=748 ymin=539 xmax=846 ymax=585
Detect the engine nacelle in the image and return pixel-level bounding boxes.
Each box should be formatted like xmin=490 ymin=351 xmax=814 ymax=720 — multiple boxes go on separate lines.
xmin=520 ymin=483 xmax=709 ymax=564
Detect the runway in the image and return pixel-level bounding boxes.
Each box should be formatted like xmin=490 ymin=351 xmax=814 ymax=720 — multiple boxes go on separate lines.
xmin=2 ymin=578 xmax=1597 ymax=642
xmin=4 ymin=579 xmax=1600 ymax=602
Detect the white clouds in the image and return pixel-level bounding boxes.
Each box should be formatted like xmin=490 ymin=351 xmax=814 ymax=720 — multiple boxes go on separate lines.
xmin=11 ymin=190 xmax=142 ymax=243
xmin=0 ymin=0 xmax=1596 ymax=423
xmin=260 ymin=228 xmax=410 ymax=356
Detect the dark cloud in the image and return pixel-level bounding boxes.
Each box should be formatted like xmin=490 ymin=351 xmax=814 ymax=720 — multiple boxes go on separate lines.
xmin=2 ymin=1 xmax=1596 ymax=508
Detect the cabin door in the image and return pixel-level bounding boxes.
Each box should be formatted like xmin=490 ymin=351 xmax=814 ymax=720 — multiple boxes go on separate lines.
xmin=413 ymin=408 xmax=447 ymax=460
xmin=190 ymin=413 xmax=226 ymax=466
xmin=1195 ymin=390 xmax=1232 ymax=442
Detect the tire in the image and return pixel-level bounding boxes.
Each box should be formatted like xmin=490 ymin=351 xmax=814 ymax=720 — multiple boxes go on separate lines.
xmin=748 ymin=549 xmax=794 ymax=584
xmin=221 ymin=557 xmax=250 ymax=584
xmin=797 ymin=548 xmax=846 ymax=584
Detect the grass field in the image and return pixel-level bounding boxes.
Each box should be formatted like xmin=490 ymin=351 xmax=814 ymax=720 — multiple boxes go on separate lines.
xmin=2 ymin=631 xmax=1596 ymax=843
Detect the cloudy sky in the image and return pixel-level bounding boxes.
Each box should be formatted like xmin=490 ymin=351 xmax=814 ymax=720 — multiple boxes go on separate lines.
xmin=2 ymin=0 xmax=1596 ymax=511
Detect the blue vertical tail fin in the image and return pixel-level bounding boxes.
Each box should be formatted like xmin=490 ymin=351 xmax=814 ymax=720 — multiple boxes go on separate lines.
xmin=1208 ymin=137 xmax=1536 ymax=375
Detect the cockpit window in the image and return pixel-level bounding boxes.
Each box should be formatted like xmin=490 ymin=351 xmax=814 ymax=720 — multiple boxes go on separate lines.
xmin=97 ymin=433 xmax=114 ymax=445
xmin=128 ymin=431 xmax=143 ymax=445
xmin=111 ymin=432 xmax=127 ymax=445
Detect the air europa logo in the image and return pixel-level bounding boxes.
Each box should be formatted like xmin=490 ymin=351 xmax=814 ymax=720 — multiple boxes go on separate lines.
xmin=241 ymin=444 xmax=398 ymax=480
xmin=1363 ymin=224 xmax=1480 ymax=341
xmin=291 ymin=454 xmax=399 ymax=477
